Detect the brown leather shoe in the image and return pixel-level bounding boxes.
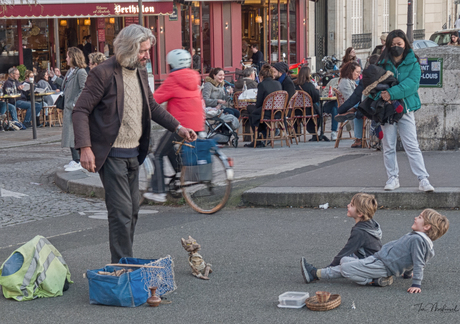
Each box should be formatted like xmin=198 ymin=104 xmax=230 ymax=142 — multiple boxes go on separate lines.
xmin=351 ymin=139 xmax=362 ymax=148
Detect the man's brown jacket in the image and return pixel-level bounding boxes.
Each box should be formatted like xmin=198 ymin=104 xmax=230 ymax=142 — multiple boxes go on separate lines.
xmin=73 ymin=56 xmax=179 ymax=172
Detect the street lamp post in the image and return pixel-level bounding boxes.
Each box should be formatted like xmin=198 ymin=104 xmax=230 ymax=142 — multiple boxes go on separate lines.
xmin=138 ymin=0 xmax=143 ymax=26
xmin=407 ymin=0 xmax=414 ymax=44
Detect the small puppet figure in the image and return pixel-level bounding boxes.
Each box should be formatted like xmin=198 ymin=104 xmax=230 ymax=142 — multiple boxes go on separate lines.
xmin=181 ymin=236 xmax=212 ymax=280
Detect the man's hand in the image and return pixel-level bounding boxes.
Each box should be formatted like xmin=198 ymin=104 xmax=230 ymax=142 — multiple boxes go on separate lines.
xmin=407 ymin=287 xmax=421 ymax=294
xmin=381 ymin=91 xmax=391 ymax=102
xmin=80 ymin=147 xmax=96 ymax=172
xmin=177 ymin=127 xmax=197 ymax=142
xmin=17 ymin=84 xmax=24 ymax=90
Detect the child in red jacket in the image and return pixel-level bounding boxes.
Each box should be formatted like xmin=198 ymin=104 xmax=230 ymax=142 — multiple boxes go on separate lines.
xmin=143 ymin=49 xmax=205 ymax=203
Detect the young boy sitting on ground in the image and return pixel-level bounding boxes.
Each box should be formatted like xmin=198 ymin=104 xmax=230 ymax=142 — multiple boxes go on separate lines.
xmin=300 ymin=193 xmax=382 ymax=280
xmin=301 ymin=209 xmax=449 ymax=293
xmin=331 ymin=193 xmax=381 ymax=266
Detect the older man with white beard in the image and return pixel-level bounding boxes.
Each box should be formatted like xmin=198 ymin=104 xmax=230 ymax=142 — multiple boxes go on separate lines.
xmin=72 ymin=24 xmax=196 ymax=263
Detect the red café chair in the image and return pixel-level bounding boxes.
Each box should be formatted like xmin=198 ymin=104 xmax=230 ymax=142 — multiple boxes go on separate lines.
xmin=254 ymin=90 xmax=290 ymax=148
xmin=286 ymin=90 xmax=319 ymax=143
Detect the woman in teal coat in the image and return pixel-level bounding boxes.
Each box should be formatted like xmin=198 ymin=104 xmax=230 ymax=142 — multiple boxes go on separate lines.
xmin=377 ymin=29 xmax=434 ymax=192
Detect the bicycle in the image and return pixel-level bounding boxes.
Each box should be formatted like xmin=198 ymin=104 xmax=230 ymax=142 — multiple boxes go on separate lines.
xmin=139 ymin=138 xmax=234 ymax=214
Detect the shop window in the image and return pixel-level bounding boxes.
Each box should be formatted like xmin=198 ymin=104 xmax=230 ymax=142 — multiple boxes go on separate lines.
xmin=269 ymin=0 xmax=279 ymax=62
xmin=181 ymin=3 xmax=211 ymax=74
xmin=288 ymin=0 xmax=296 ymax=63
xmin=0 ymin=20 xmax=20 ymax=74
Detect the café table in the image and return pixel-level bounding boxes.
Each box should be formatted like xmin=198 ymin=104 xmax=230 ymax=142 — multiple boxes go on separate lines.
xmin=0 ymin=93 xmax=21 ymax=130
xmin=34 ymin=90 xmax=58 ymax=127
xmin=315 ymin=96 xmax=337 ymax=142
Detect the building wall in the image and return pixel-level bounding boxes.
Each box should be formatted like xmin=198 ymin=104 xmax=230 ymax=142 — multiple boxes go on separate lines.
xmin=325 ymin=0 xmax=451 ymax=63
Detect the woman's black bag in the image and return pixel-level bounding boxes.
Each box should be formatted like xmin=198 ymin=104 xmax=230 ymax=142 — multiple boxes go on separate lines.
xmin=55 ymin=95 xmax=65 ymax=110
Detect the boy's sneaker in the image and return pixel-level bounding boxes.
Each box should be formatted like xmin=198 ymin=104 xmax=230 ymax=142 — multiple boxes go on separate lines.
xmin=384 ymin=176 xmax=400 ymax=191
xmin=143 ymin=192 xmax=167 ymax=203
xmin=370 ymin=276 xmax=394 ymax=287
xmin=300 ymin=257 xmax=318 ymax=284
xmin=23 ymin=121 xmax=32 ymax=128
xmin=419 ymin=178 xmax=434 ymax=192
xmin=65 ymin=162 xmax=83 ymax=172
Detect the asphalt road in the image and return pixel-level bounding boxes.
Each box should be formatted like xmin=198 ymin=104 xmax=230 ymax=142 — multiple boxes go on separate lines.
xmin=0 ymin=135 xmax=459 ymax=323
xmin=0 ymin=206 xmax=458 ymax=324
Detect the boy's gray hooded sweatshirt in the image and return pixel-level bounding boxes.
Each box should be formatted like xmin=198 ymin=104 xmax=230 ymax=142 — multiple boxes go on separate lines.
xmin=329 ymin=219 xmax=383 ymax=267
xmin=374 ymin=231 xmax=434 ymax=287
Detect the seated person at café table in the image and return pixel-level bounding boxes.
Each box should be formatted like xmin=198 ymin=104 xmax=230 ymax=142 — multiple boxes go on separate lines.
xmin=234 ymin=67 xmax=258 ymax=92
xmin=35 ymin=70 xmax=59 ymax=106
xmin=271 ymin=62 xmax=296 ymax=102
xmin=2 ymin=67 xmax=42 ymax=128
xmin=202 ymin=67 xmax=240 ymax=118
xmin=245 ymin=64 xmax=282 ymax=147
xmin=0 ymin=101 xmax=19 ymax=123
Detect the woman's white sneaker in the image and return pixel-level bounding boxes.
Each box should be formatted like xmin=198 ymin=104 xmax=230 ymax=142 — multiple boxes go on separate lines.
xmin=65 ymin=162 xmax=83 ymax=172
xmin=419 ymin=178 xmax=434 ymax=192
xmin=384 ymin=176 xmax=400 ymax=191
xmin=64 ymin=160 xmax=77 ymax=169
xmin=331 ymin=131 xmax=338 ymax=140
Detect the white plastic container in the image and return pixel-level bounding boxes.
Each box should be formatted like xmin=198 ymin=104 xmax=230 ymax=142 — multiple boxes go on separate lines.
xmin=277 ymin=291 xmax=309 ymax=309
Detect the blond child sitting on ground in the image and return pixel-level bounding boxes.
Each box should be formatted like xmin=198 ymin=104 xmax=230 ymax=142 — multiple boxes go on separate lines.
xmin=301 ymin=209 xmax=449 ymax=293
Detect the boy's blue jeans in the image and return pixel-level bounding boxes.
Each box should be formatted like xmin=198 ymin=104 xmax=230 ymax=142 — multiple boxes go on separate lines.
xmin=0 ymin=101 xmax=18 ymax=121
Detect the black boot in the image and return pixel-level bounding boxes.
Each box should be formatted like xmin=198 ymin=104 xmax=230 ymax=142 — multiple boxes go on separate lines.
xmin=36 ymin=116 xmax=43 ymax=128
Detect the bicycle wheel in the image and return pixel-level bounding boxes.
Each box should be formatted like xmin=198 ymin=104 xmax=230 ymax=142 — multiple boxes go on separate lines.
xmin=180 ymin=153 xmax=232 ymax=214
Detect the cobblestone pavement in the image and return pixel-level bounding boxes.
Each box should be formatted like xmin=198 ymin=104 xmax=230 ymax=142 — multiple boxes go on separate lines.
xmin=0 ymin=142 xmax=106 ymax=227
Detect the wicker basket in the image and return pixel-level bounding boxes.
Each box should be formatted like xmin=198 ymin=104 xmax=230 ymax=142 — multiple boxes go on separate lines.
xmin=305 ymin=294 xmax=341 ymax=311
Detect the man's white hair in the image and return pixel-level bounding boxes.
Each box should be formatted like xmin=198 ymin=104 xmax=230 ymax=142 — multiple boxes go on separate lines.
xmin=113 ymin=24 xmax=156 ymax=68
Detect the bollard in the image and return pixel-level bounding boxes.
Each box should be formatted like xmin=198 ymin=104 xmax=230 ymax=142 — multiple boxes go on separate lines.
xmin=29 ymin=80 xmax=37 ymax=139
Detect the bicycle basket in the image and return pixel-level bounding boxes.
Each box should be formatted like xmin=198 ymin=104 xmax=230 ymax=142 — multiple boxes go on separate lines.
xmin=180 ymin=139 xmax=217 ymax=182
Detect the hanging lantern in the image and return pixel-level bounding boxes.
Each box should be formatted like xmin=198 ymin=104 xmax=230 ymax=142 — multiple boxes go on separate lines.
xmin=60 ymin=20 xmax=68 ymax=27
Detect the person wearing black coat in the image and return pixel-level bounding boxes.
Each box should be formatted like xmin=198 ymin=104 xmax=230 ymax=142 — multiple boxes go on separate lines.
xmin=271 ymin=62 xmax=296 ymax=102
xmin=294 ymin=66 xmax=321 ymax=135
xmin=245 ymin=65 xmax=282 ymax=147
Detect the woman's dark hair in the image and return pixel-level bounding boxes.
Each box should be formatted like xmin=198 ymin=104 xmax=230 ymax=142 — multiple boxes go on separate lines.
xmin=378 ymin=29 xmax=413 ymax=66
xmin=35 ymin=70 xmax=48 ymax=83
xmin=258 ymin=64 xmax=274 ymax=79
xmin=209 ymin=67 xmax=223 ymax=80
xmin=342 ymin=47 xmax=355 ymax=65
xmin=294 ymin=66 xmax=311 ymax=85
xmin=339 ymin=61 xmax=360 ymax=80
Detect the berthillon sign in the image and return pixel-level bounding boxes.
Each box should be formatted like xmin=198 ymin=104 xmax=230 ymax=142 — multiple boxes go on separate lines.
xmin=114 ymin=4 xmax=156 ymax=15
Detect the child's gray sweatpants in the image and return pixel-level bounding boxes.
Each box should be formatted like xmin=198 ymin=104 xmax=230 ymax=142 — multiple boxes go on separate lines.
xmin=320 ymin=256 xmax=391 ymax=285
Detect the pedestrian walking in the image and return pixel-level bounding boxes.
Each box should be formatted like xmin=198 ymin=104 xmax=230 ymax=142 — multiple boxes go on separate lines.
xmin=377 ymin=29 xmax=434 ymax=192
xmin=72 ymin=24 xmax=196 ymax=263
xmin=50 ymin=47 xmax=88 ymax=171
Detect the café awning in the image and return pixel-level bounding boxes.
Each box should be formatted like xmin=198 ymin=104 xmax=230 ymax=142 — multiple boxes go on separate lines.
xmin=0 ymin=1 xmax=174 ymax=18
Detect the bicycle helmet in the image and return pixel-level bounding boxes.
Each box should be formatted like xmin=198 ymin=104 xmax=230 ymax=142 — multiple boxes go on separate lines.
xmin=166 ymin=49 xmax=192 ymax=69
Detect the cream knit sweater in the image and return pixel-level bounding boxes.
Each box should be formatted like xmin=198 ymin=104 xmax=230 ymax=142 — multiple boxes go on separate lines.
xmin=112 ymin=67 xmax=143 ymax=149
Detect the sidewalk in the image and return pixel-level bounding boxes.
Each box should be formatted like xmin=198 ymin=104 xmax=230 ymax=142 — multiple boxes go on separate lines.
xmin=0 ymin=126 xmax=62 ymax=149
xmin=51 ymin=128 xmax=460 ymax=208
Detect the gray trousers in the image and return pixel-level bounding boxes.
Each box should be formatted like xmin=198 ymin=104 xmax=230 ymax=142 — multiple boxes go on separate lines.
xmin=99 ymin=156 xmax=140 ymax=263
xmin=381 ymin=111 xmax=429 ymax=181
xmin=320 ymin=256 xmax=390 ymax=285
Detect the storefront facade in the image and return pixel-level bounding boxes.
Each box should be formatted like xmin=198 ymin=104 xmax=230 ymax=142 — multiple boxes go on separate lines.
xmin=0 ymin=0 xmax=313 ymax=85
xmin=0 ymin=0 xmax=173 ymax=77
